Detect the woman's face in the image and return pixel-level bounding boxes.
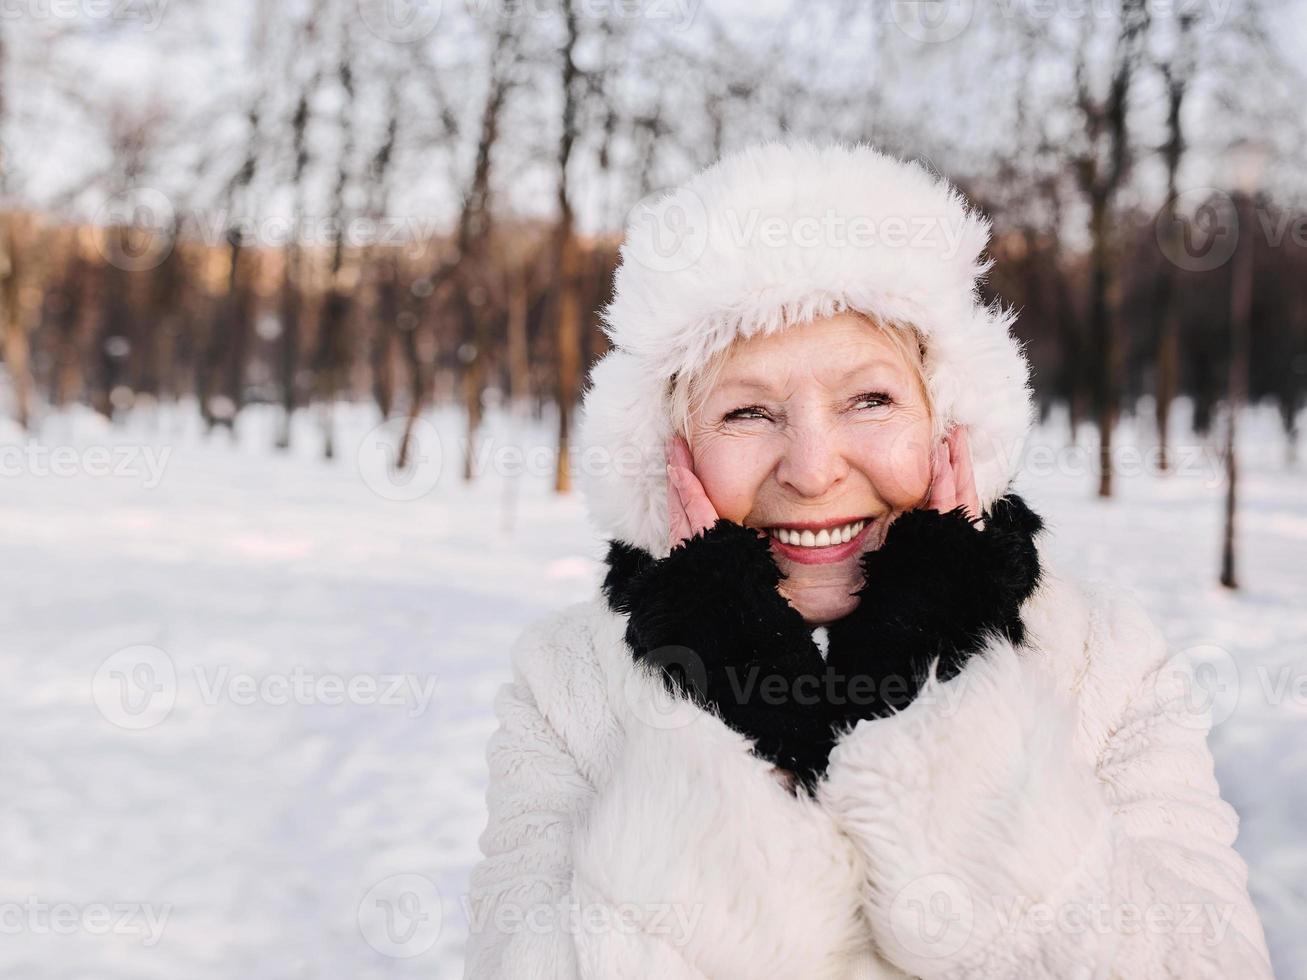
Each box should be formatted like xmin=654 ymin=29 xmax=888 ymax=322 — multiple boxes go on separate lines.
xmin=687 ymin=313 xmax=935 ymax=625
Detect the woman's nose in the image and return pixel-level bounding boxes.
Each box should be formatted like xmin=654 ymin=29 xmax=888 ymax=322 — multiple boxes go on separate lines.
xmin=773 ymin=427 xmax=850 ymax=499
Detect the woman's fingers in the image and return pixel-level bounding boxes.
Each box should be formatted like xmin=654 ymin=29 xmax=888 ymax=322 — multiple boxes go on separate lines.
xmin=666 ymin=436 xmax=719 ymax=547
xmin=927 ymin=436 xmax=956 ymax=513
xmin=666 ymin=440 xmax=693 ymax=548
xmin=667 ymin=467 xmax=693 ymax=549
xmin=670 ymin=436 xmax=719 ymax=535
xmin=926 ymin=426 xmax=984 ymax=526
xmin=948 ymin=426 xmax=983 ymax=523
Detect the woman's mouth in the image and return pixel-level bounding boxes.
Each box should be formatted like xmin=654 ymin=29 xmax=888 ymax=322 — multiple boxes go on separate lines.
xmin=763 ymin=517 xmax=876 ymax=565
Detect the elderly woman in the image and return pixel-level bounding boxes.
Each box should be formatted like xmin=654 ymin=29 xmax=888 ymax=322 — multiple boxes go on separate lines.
xmin=464 ymin=142 xmax=1273 ymax=979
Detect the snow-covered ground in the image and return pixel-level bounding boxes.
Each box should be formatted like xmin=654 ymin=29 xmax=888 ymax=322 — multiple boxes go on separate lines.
xmin=1 ymin=397 xmax=1303 ymax=979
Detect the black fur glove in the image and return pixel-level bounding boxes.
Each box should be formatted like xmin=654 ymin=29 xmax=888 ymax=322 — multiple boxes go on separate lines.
xmin=601 ymin=519 xmax=838 ymax=794
xmin=822 ymin=493 xmax=1046 ymax=731
xmin=600 ymin=494 xmax=1046 ymax=790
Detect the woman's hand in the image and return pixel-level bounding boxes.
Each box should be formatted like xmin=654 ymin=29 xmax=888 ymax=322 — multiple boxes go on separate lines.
xmin=666 ymin=434 xmax=721 ymax=550
xmin=926 ymin=424 xmax=983 ymax=527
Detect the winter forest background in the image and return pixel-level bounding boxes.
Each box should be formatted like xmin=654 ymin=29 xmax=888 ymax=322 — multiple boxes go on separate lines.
xmin=1 ymin=0 xmax=1305 ymax=977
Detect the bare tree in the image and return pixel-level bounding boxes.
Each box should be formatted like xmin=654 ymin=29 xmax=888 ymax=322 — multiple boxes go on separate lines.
xmin=552 ymin=0 xmax=584 ymax=494
xmin=312 ymin=25 xmax=359 ymax=461
xmin=275 ymin=10 xmax=323 ymax=451
xmin=0 ymin=25 xmax=36 ymax=431
xmin=1069 ymin=0 xmax=1151 ymax=498
xmin=1151 ymin=16 xmax=1195 ymax=472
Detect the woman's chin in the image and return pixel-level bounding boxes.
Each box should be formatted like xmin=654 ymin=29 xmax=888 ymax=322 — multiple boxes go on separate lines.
xmin=783 ymin=588 xmax=861 ymax=627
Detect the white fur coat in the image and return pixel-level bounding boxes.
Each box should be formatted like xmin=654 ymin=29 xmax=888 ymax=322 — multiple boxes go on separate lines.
xmin=464 ymin=142 xmax=1273 ymax=978
xmin=463 ymin=536 xmax=1273 ymax=979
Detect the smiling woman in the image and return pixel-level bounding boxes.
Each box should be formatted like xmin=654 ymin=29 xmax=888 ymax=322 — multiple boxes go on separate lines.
xmin=667 ymin=312 xmax=943 ymax=624
xmin=667 ymin=308 xmax=935 ymax=453
xmin=465 ymin=140 xmax=1274 ymax=980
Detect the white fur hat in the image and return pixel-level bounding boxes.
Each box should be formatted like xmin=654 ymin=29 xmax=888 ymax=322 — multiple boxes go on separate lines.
xmin=577 ymin=139 xmax=1035 ymax=559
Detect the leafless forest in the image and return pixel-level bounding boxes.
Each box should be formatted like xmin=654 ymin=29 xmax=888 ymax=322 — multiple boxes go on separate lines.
xmin=1 ymin=0 xmax=1304 ymax=506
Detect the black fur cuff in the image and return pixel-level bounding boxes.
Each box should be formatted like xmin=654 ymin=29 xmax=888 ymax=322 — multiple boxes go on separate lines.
xmin=601 ymin=519 xmax=836 ymax=792
xmin=823 ymin=493 xmax=1045 ymax=728
xmin=598 ymin=495 xmax=1046 ymax=789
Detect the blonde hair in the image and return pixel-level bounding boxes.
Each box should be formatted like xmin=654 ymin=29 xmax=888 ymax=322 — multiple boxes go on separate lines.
xmin=668 ymin=311 xmax=938 ymax=451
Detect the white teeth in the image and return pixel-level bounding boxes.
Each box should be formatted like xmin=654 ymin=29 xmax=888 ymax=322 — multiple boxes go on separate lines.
xmin=768 ymin=520 xmax=867 ymax=548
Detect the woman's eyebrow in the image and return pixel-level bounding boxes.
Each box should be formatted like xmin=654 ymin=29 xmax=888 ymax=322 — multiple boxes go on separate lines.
xmin=719 ymin=358 xmax=900 ymax=395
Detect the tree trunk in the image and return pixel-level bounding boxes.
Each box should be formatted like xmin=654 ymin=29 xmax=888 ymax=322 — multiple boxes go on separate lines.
xmin=1220 ymin=193 xmax=1254 ymax=590
xmin=0 ymin=214 xmax=33 ymax=430
xmin=1089 ymin=192 xmax=1117 ymax=497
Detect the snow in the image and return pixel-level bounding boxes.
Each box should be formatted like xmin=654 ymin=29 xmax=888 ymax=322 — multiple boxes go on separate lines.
xmin=1 ymin=397 xmax=1303 ymax=978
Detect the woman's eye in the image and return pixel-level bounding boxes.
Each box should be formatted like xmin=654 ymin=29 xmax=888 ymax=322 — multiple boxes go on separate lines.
xmin=853 ymin=391 xmax=893 ymax=410
xmin=723 ymin=405 xmax=769 ymax=422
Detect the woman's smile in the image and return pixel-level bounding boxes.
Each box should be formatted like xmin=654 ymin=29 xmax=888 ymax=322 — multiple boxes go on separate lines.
xmin=678 ymin=312 xmax=937 ymax=623
xmin=758 ymin=515 xmax=879 ymax=565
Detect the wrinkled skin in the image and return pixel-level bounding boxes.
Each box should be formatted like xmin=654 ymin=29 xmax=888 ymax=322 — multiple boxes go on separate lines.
xmin=667 ymin=313 xmax=981 ymax=626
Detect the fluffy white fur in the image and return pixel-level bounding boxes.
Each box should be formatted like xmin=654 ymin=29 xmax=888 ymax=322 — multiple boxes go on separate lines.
xmin=464 ymin=550 xmax=1274 ymax=979
xmin=578 ymin=140 xmax=1036 ymax=558
xmin=465 ymin=141 xmax=1273 ymax=978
